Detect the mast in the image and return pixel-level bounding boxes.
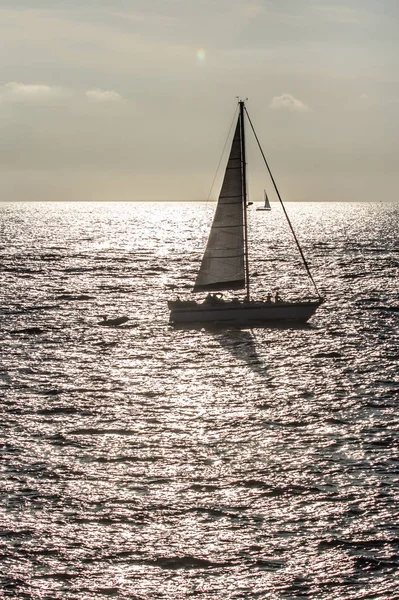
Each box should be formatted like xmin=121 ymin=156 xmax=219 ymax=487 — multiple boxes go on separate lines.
xmin=240 ymin=100 xmax=250 ymax=300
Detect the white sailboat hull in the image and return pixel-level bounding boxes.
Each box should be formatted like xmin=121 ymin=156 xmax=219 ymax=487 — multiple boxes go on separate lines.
xmin=168 ymin=299 xmax=322 ymax=325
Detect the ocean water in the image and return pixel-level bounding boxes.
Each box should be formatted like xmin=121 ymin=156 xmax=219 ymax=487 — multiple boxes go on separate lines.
xmin=0 ymin=201 xmax=398 ymax=599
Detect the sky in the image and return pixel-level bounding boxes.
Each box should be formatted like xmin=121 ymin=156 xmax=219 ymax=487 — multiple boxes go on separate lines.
xmin=0 ymin=0 xmax=398 ymax=201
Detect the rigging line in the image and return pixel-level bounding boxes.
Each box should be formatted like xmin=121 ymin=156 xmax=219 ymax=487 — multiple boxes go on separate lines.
xmin=206 ymin=105 xmax=239 ymax=202
xmin=244 ymin=106 xmax=322 ymax=299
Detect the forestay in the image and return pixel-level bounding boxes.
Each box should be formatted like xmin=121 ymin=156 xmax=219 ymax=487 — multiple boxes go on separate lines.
xmin=193 ymin=116 xmax=246 ymax=292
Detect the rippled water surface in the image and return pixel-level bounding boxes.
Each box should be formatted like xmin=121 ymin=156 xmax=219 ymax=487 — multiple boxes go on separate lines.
xmin=1 ymin=201 xmax=398 ymax=599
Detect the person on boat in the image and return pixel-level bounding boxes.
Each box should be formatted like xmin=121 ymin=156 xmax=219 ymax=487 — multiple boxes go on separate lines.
xmin=204 ymin=293 xmax=224 ymax=305
xmin=204 ymin=293 xmax=216 ymax=305
xmin=266 ymin=293 xmax=272 ymax=303
xmin=275 ymin=291 xmax=281 ymax=303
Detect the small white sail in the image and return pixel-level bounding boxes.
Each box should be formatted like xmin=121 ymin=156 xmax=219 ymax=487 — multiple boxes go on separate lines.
xmin=193 ymin=117 xmax=245 ymax=292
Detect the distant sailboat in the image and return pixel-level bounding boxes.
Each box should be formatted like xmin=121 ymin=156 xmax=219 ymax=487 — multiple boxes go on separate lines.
xmin=256 ymin=189 xmax=271 ymax=211
xmin=168 ymin=100 xmax=323 ymax=326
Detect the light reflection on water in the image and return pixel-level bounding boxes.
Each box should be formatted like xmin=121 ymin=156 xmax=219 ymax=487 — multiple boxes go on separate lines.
xmin=0 ymin=201 xmax=398 ymax=599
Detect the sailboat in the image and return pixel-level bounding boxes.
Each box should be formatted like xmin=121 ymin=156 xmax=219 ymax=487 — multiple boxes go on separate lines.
xmin=168 ymin=100 xmax=323 ymax=326
xmin=256 ymin=189 xmax=271 ymax=211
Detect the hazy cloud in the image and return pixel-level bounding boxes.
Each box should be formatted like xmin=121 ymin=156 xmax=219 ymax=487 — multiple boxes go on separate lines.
xmin=0 ymin=82 xmax=124 ymax=105
xmin=270 ymin=93 xmax=309 ymax=112
xmin=1 ymin=81 xmax=64 ymax=102
xmin=85 ymin=89 xmax=124 ymax=102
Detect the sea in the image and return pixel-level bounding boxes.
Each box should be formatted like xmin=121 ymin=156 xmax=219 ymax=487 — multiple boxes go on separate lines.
xmin=0 ymin=201 xmax=398 ymax=599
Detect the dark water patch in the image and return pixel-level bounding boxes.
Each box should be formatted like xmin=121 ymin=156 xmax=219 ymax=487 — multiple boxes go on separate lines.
xmin=102 ymin=497 xmax=142 ymax=507
xmin=56 ymin=294 xmax=94 ymax=301
xmin=78 ymin=588 xmax=120 ymax=597
xmin=2 ymin=267 xmax=43 ymax=274
xmin=356 ymin=297 xmax=383 ymax=304
xmin=141 ymin=555 xmax=232 ymax=570
xmin=253 ymin=558 xmax=285 ymax=570
xmin=94 ymin=341 xmax=119 ymax=347
xmin=325 ymin=417 xmax=349 ymax=424
xmin=47 ymin=433 xmax=67 ymax=443
xmin=17 ymin=367 xmax=37 ymax=374
xmin=68 ymin=428 xmax=138 ymax=436
xmin=38 ymin=388 xmax=63 ymax=396
xmin=93 ymin=254 xmax=131 ymax=263
xmin=186 ymin=506 xmax=235 ymax=520
xmin=38 ymin=253 xmax=63 ymax=261
xmin=12 ymin=463 xmax=61 ymax=479
xmin=372 ymin=378 xmax=397 ymax=387
xmin=35 ymin=572 xmax=80 ymax=581
xmin=9 ymin=327 xmax=44 ymax=335
xmin=63 ymin=266 xmax=106 ymax=273
xmin=146 ymin=478 xmax=172 ymax=486
xmin=318 ymin=538 xmax=399 ymax=552
xmin=383 ymin=354 xmax=399 ymax=361
xmin=189 ymin=484 xmax=220 ymax=492
xmin=182 ymin=506 xmax=254 ymax=523
xmin=30 ymin=548 xmax=63 ymax=557
xmin=0 ymin=442 xmax=23 ymax=455
xmin=46 ymin=433 xmax=92 ymax=449
xmin=313 ymin=351 xmax=343 ymax=358
xmin=363 ymin=305 xmax=399 ymax=313
xmin=14 ymin=304 xmax=60 ymax=312
xmin=354 ymin=555 xmax=398 ymax=572
xmin=74 ymin=516 xmax=128 ymax=526
xmin=238 ymin=544 xmax=263 ymax=555
xmin=328 ymin=329 xmax=346 ymax=337
xmin=0 ymin=576 xmax=30 ymax=595
xmin=59 ymin=387 xmax=115 ymax=396
xmin=95 ymin=455 xmax=162 ymax=464
xmin=0 ymin=528 xmax=34 ymax=538
xmin=234 ymin=480 xmax=318 ymax=497
xmin=365 ymin=436 xmax=398 ymax=449
xmin=342 ymin=272 xmax=369 ymax=279
xmin=37 ymin=406 xmax=79 ymax=415
xmin=234 ymin=479 xmax=270 ymax=490
xmin=98 ymin=284 xmax=133 ymax=292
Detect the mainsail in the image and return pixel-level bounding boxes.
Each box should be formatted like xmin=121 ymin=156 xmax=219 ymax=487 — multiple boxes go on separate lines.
xmin=193 ymin=116 xmax=245 ymax=292
xmin=264 ymin=190 xmax=271 ymax=209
